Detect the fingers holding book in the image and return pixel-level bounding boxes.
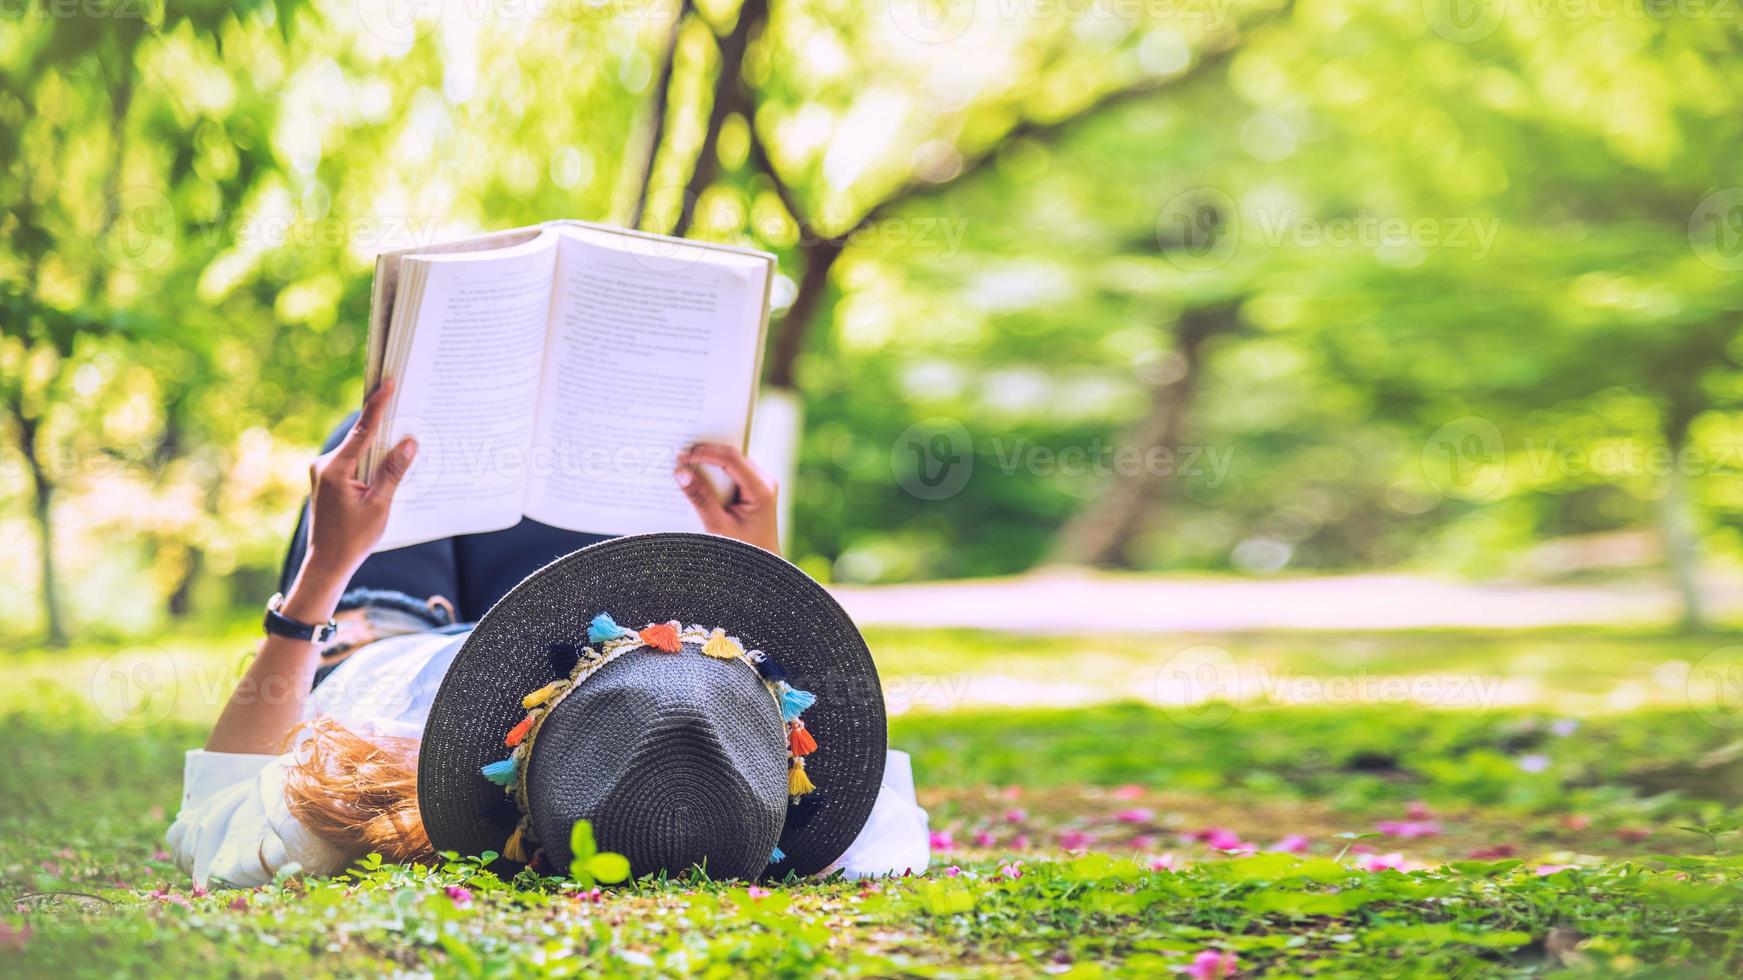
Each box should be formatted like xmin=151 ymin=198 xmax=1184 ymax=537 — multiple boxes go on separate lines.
xmin=674 ymin=442 xmax=780 ymax=555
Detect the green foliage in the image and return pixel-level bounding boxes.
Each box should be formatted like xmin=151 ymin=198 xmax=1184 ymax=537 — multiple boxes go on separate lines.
xmin=567 ymin=819 xmax=631 ymax=888
xmin=5 ymin=624 xmax=1743 ymax=974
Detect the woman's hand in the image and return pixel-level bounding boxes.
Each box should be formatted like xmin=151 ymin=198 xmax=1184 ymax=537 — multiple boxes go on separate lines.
xmin=673 ymin=442 xmax=780 ymax=555
xmin=284 ymin=382 xmax=417 ymax=622
xmin=206 ymin=383 xmax=417 ymax=754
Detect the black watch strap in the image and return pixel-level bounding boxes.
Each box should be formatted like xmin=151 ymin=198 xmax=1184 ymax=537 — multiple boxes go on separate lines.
xmin=264 ymin=592 xmax=338 ymax=643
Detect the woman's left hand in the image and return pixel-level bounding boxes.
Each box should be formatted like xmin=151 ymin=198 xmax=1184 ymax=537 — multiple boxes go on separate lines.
xmin=673 ymin=442 xmax=780 ymax=554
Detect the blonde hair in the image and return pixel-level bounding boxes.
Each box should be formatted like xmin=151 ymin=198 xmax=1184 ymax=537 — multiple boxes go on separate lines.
xmin=282 ymin=717 xmax=437 ymax=864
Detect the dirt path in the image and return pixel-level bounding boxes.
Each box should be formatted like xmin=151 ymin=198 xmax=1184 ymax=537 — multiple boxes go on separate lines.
xmin=829 ymin=569 xmax=1743 ymax=633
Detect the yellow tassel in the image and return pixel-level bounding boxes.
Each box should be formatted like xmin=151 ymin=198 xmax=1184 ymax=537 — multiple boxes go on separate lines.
xmin=522 ymin=681 xmax=565 ymax=710
xmin=503 ymin=825 xmax=527 ymax=863
xmin=702 ymin=629 xmax=743 ymax=660
xmin=788 ymin=760 xmax=816 ymax=797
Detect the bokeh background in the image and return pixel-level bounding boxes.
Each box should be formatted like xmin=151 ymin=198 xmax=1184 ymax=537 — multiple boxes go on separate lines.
xmin=11 ymin=4 xmax=1743 ymax=972
xmin=4 ymin=0 xmax=1743 ymax=642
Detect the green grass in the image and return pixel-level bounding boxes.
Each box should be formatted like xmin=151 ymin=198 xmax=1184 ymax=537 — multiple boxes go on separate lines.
xmin=4 ymin=626 xmax=1743 ymax=975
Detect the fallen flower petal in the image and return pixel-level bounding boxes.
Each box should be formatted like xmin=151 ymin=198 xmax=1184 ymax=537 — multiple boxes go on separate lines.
xmin=1186 ymin=949 xmax=1238 ymax=979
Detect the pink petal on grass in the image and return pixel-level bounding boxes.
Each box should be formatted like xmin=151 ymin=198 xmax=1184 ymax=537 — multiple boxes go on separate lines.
xmin=1377 ymin=820 xmax=1441 ymax=840
xmin=973 ymin=830 xmax=996 ymax=847
xmin=1186 ymin=949 xmax=1238 ymax=979
xmin=1011 ymin=834 xmax=1031 ymax=850
xmin=1111 ymin=784 xmax=1145 ymax=800
xmin=1058 ymin=830 xmax=1095 ymax=851
xmin=999 ymin=861 xmax=1025 ymax=880
xmin=444 ymin=885 xmax=473 ymax=907
xmin=746 ymin=885 xmax=772 ymax=899
xmin=929 ymin=830 xmax=954 ymax=851
xmin=1003 ymin=808 xmax=1028 ymax=824
xmin=1405 ymin=800 xmax=1433 ymax=820
xmin=1204 ymin=828 xmax=1245 ymax=851
xmin=942 ymin=865 xmax=962 ymax=878
xmin=1149 ymin=853 xmax=1181 ymax=871
xmin=1115 ymin=808 xmax=1155 ymax=824
xmin=1361 ymin=852 xmax=1407 ymax=872
xmin=1535 ymin=864 xmax=1577 ymax=876
xmin=1269 ymin=834 xmax=1310 ymax=854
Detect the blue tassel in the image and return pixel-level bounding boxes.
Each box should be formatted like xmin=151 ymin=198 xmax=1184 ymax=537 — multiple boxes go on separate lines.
xmin=481 ymin=756 xmax=519 ymax=787
xmin=779 ymin=684 xmax=816 ymax=722
xmin=589 ymin=612 xmax=634 ymax=644
xmin=770 ymin=845 xmax=785 ymax=863
xmin=756 ymin=658 xmax=787 ymax=684
xmin=547 ymin=642 xmax=580 ymax=676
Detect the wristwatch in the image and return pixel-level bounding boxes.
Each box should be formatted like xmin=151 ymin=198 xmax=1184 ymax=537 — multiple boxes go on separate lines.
xmin=264 ymin=592 xmax=339 ymax=644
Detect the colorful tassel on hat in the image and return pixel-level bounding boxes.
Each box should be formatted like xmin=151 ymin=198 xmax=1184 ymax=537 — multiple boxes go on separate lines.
xmin=788 ymin=720 xmax=817 ymax=757
xmin=547 ymin=641 xmax=580 ymax=677
xmin=522 ymin=681 xmax=566 ymax=710
xmin=778 ymin=684 xmax=816 ymax=722
xmin=788 ymin=760 xmax=816 ymax=798
xmin=755 ymin=657 xmax=787 ymax=684
xmin=770 ymin=845 xmax=785 ymax=863
xmin=589 ymin=612 xmax=635 ymax=644
xmin=503 ymin=825 xmax=528 ymax=863
xmin=639 ymin=621 xmax=681 ymax=653
xmin=504 ymin=714 xmax=535 ymax=748
xmin=702 ymin=628 xmax=743 ymax=660
xmin=481 ymin=756 xmax=519 ymax=787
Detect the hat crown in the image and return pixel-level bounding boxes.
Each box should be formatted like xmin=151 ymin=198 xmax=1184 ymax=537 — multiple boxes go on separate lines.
xmin=527 ymin=646 xmax=787 ymax=879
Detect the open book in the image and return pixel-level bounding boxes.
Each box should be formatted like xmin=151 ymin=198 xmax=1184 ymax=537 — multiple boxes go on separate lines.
xmin=360 ymin=221 xmax=775 ymax=551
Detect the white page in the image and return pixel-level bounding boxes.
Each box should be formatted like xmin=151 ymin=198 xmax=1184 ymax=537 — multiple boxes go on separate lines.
xmin=522 ymin=226 xmax=769 ymax=534
xmin=375 ymin=231 xmax=559 ymax=550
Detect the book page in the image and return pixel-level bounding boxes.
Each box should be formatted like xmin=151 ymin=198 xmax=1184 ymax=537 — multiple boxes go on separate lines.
xmin=521 ymin=226 xmax=770 ymax=534
xmin=374 ymin=231 xmax=560 ymax=551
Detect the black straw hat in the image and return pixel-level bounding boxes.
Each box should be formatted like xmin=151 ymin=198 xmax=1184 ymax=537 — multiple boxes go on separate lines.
xmin=417 ymin=533 xmax=887 ymax=880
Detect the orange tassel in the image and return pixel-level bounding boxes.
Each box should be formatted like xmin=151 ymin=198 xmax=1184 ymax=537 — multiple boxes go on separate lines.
xmin=788 ymin=721 xmax=817 ymax=757
xmin=505 ymin=715 xmax=535 ymax=748
xmin=640 ymin=621 xmax=681 ymax=652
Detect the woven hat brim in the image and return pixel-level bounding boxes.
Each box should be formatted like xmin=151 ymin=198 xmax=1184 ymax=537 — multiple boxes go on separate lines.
xmin=417 ymin=533 xmax=886 ymax=879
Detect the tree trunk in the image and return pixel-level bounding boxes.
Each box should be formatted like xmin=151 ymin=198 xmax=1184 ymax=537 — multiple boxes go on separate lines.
xmin=17 ymin=414 xmax=67 ymax=646
xmin=764 ymin=238 xmax=843 ymax=391
xmin=670 ymin=0 xmax=765 ymax=238
xmin=624 ymin=1 xmax=689 ymax=229
xmin=1050 ymin=304 xmax=1236 ymax=568
xmin=1660 ymin=416 xmax=1707 ymax=632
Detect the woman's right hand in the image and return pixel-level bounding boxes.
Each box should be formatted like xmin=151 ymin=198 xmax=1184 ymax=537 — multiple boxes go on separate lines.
xmin=673 ymin=442 xmax=780 ymax=554
xmin=301 ymin=381 xmax=418 ymax=586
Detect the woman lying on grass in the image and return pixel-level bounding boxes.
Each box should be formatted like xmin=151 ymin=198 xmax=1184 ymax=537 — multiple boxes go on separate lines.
xmin=170 ymin=384 xmax=928 ymax=887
